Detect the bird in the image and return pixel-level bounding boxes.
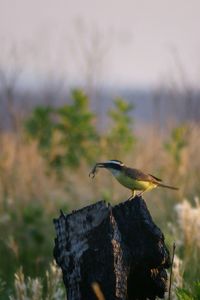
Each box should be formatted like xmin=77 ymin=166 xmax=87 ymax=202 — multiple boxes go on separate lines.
xmin=89 ymin=159 xmax=179 ymax=198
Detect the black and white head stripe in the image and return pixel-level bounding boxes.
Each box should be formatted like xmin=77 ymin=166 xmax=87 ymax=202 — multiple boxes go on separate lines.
xmin=99 ymin=160 xmax=125 ymax=170
xmin=105 ymin=160 xmax=124 ymax=166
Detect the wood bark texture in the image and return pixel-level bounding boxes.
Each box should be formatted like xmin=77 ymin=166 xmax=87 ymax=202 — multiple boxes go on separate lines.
xmin=53 ymin=196 xmax=171 ymax=300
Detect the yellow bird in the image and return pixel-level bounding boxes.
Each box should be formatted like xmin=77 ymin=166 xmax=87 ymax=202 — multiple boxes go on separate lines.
xmin=89 ymin=159 xmax=178 ymax=198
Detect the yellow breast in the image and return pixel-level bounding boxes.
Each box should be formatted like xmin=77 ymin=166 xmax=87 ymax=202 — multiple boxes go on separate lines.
xmin=114 ymin=172 xmax=157 ymax=191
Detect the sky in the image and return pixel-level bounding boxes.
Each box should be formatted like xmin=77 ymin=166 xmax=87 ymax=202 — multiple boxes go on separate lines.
xmin=0 ymin=0 xmax=200 ymax=88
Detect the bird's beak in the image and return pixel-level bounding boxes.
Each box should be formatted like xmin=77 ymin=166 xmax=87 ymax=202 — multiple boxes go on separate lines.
xmin=96 ymin=162 xmax=107 ymax=168
xmin=89 ymin=162 xmax=107 ymax=178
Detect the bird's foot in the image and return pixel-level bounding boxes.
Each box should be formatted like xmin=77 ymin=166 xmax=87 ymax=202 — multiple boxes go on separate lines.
xmin=127 ymin=195 xmax=134 ymax=201
xmin=137 ymin=191 xmax=144 ymax=197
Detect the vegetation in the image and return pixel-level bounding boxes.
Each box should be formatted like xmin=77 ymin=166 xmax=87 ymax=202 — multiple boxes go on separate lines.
xmin=0 ymin=89 xmax=199 ymax=299
xmin=105 ymin=98 xmax=136 ymax=157
xmin=25 ymin=89 xmax=98 ymax=171
xmin=176 ymin=281 xmax=200 ymax=300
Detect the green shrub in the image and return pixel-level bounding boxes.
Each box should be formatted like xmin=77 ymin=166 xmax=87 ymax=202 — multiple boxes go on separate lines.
xmin=164 ymin=125 xmax=188 ymax=167
xmin=105 ymin=98 xmax=136 ymax=157
xmin=25 ymin=89 xmax=99 ymax=172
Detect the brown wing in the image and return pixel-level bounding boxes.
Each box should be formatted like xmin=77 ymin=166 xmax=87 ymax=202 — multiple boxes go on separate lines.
xmin=124 ymin=167 xmax=157 ymax=182
xmin=148 ymin=174 xmax=162 ymax=182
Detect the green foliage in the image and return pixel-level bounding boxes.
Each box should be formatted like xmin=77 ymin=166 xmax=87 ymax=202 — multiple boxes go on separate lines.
xmin=54 ymin=89 xmax=98 ymax=168
xmin=106 ymin=98 xmax=136 ymax=157
xmin=0 ymin=202 xmax=59 ymax=297
xmin=24 ymin=91 xmax=136 ymax=171
xmin=25 ymin=89 xmax=98 ymax=171
xmin=164 ymin=125 xmax=188 ymax=166
xmin=25 ymin=106 xmax=55 ymax=151
xmin=176 ymin=281 xmax=200 ymax=300
xmin=0 ymin=278 xmax=5 ymax=295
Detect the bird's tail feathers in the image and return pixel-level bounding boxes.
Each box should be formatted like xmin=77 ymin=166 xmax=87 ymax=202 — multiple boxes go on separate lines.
xmin=158 ymin=183 xmax=179 ymax=190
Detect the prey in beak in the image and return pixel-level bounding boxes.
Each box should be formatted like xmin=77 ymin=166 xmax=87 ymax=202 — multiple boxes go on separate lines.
xmin=89 ymin=162 xmax=106 ymax=178
xmin=89 ymin=160 xmax=123 ymax=178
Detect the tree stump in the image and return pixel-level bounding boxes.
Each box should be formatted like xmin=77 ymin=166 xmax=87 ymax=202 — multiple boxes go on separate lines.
xmin=53 ymin=196 xmax=171 ymax=300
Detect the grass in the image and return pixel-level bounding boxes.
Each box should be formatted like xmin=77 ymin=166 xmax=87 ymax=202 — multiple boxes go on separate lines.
xmin=0 ymin=121 xmax=200 ymax=299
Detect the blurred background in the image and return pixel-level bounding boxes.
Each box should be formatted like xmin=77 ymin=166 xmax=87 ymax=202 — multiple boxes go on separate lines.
xmin=0 ymin=0 xmax=200 ymax=299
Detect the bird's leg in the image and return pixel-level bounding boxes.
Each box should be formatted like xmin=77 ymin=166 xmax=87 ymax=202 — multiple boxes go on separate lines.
xmin=127 ymin=190 xmax=135 ymax=201
xmin=138 ymin=191 xmax=144 ymax=197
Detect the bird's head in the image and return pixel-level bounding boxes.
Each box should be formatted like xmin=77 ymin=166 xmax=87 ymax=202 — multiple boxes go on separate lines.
xmin=89 ymin=160 xmax=125 ymax=178
xmin=96 ymin=160 xmax=124 ymax=170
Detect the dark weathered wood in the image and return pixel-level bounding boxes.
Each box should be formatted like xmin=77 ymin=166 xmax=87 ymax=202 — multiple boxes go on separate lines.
xmin=53 ymin=196 xmax=171 ymax=300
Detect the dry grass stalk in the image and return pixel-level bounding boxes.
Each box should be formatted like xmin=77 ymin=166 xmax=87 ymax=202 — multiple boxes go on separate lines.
xmin=91 ymin=282 xmax=105 ymax=300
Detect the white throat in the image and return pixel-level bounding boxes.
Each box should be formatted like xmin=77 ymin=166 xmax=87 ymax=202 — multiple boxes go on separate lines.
xmin=108 ymin=168 xmax=121 ymax=178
